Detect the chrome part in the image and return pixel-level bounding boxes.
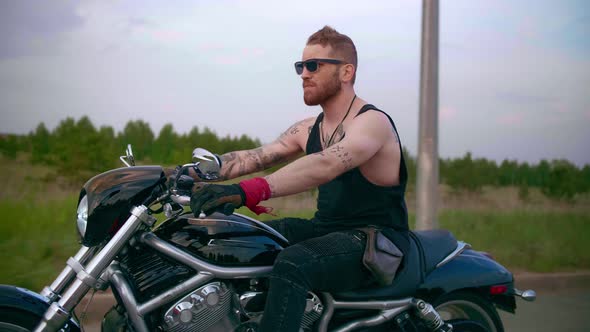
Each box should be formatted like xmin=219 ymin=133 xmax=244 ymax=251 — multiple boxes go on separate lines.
xmin=137 ymin=273 xmax=214 ymax=315
xmin=66 ymin=257 xmax=103 ymax=289
xmin=301 ymin=292 xmax=323 ymax=331
xmin=332 ymin=308 xmax=406 ymax=332
xmin=76 ymin=195 xmax=88 ymax=237
xmin=163 ymin=282 xmax=234 ymax=332
xmin=164 ymin=203 xmax=184 ymax=218
xmin=317 ymin=293 xmax=335 ymax=332
xmin=108 ymin=263 xmax=149 ymax=332
xmin=239 ymin=292 xmax=265 ymax=318
xmin=515 ymin=288 xmax=536 ymax=302
xmin=170 ymin=194 xmax=191 ymax=206
xmin=413 ymin=299 xmax=445 ymax=330
xmin=192 ymin=148 xmax=218 ymax=163
xmin=317 ymin=293 xmax=413 ymax=332
xmin=140 ymin=232 xmax=273 ymax=278
xmin=131 ymin=206 xmax=157 ymax=226
xmin=436 ymin=241 xmax=471 ymax=268
xmin=40 ymin=287 xmax=59 ymax=303
xmin=40 ymin=246 xmax=96 ymax=302
xmin=35 ymin=206 xmax=148 ymax=332
xmin=234 ymin=212 xmax=290 ymax=244
xmin=120 ymin=144 xmax=135 ymax=167
xmin=192 ymin=148 xmax=222 ymax=181
xmin=33 ymin=302 xmax=71 ymax=332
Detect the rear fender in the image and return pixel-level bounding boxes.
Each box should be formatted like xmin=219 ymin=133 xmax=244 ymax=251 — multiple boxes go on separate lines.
xmin=0 ymin=284 xmax=81 ymax=331
xmin=416 ymin=250 xmax=516 ymax=311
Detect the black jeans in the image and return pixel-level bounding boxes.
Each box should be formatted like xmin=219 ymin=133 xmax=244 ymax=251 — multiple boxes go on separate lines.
xmin=258 ymin=218 xmax=371 ymax=332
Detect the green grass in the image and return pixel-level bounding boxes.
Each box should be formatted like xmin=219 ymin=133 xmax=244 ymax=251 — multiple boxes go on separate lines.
xmin=0 ymin=195 xmax=81 ymax=291
xmin=437 ymin=210 xmax=590 ymax=272
xmin=1 ymin=196 xmax=588 ymax=291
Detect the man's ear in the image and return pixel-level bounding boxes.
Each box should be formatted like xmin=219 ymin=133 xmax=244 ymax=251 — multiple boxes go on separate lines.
xmin=341 ymin=63 xmax=355 ymax=83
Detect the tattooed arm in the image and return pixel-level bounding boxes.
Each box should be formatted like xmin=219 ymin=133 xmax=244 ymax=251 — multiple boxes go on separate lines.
xmin=264 ymin=111 xmax=395 ymax=197
xmin=216 ymin=118 xmax=315 ymax=180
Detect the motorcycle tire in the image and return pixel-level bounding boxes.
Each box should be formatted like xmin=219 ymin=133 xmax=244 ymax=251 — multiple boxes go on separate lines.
xmin=0 ymin=307 xmax=42 ymax=332
xmin=433 ymin=291 xmax=503 ymax=332
xmin=447 ymin=319 xmax=490 ymax=332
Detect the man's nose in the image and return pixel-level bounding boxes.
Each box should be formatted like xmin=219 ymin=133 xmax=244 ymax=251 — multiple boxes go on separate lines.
xmin=301 ymin=68 xmax=312 ymax=79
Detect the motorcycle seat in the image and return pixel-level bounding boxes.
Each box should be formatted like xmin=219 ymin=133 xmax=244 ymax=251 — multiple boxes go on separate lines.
xmin=332 ymin=231 xmax=422 ymax=301
xmin=412 ymin=230 xmax=458 ymax=275
xmin=332 ymin=230 xmax=458 ymax=301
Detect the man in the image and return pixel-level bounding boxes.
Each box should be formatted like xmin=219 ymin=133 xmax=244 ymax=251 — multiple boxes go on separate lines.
xmin=190 ymin=26 xmax=409 ymax=332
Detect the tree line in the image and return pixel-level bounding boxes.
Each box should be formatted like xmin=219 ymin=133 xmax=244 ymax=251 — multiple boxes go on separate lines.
xmin=1 ymin=116 xmax=589 ymax=200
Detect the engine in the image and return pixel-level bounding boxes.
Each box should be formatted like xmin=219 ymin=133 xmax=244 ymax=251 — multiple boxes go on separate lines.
xmin=160 ymin=282 xmax=324 ymax=332
xmin=161 ymin=282 xmax=237 ymax=332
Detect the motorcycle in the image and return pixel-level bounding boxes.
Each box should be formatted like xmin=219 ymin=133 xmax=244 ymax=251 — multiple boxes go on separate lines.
xmin=0 ymin=145 xmax=536 ymax=332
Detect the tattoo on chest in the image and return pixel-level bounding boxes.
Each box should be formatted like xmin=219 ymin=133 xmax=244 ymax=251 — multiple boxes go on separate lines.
xmin=324 ymin=123 xmax=345 ymax=148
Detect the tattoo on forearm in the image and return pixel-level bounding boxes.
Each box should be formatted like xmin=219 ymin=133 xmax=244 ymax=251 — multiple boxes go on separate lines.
xmin=220 ymin=146 xmax=289 ymax=179
xmin=251 ymin=148 xmax=265 ymax=171
xmin=220 ymin=152 xmax=238 ymax=180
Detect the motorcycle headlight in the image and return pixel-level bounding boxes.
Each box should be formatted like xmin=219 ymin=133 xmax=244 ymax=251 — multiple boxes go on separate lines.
xmin=77 ymin=195 xmax=89 ymax=237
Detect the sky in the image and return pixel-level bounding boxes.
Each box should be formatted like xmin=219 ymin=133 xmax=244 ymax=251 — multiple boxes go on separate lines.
xmin=0 ymin=0 xmax=589 ymax=167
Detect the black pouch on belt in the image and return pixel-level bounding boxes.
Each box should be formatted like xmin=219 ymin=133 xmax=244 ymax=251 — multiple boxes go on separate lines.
xmin=358 ymin=227 xmax=404 ymax=286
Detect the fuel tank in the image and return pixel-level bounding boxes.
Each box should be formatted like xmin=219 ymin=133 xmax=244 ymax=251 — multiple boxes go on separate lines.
xmin=155 ymin=212 xmax=289 ymax=266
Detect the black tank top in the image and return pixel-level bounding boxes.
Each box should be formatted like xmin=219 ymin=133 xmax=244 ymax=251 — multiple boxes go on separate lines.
xmin=306 ymin=104 xmax=409 ymax=232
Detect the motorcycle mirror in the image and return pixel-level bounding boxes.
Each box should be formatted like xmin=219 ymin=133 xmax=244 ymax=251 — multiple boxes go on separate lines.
xmin=192 ymin=148 xmax=221 ymax=180
xmin=120 ymin=144 xmax=136 ymax=167
xmin=192 ymin=148 xmax=218 ymax=163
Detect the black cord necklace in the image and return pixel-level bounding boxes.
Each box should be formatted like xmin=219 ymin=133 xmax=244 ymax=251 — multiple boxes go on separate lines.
xmin=322 ymin=94 xmax=357 ymax=148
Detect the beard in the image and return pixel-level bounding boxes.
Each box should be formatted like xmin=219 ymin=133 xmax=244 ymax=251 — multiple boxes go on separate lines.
xmin=303 ymin=70 xmax=342 ymax=106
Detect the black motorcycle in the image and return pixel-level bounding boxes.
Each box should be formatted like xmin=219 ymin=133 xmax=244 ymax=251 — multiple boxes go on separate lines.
xmin=0 ymin=146 xmax=536 ymax=332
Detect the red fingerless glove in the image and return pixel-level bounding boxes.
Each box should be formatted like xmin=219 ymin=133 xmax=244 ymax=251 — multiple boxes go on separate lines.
xmin=238 ymin=177 xmax=273 ymax=215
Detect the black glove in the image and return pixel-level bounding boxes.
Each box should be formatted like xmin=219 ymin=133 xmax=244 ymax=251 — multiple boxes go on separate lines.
xmin=190 ymin=183 xmax=245 ymax=216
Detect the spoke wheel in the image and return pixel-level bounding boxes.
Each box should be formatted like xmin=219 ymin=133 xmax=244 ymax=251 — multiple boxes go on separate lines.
xmin=434 ymin=292 xmax=503 ymax=332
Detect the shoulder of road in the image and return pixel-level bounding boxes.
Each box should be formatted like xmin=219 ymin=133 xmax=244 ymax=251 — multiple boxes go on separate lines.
xmin=513 ymin=270 xmax=590 ymax=293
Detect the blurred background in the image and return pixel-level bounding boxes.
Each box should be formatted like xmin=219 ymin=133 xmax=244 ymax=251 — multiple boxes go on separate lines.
xmin=0 ymin=0 xmax=588 ymax=307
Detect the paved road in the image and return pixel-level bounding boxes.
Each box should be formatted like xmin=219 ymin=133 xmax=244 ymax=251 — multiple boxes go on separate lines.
xmin=77 ymin=289 xmax=590 ymax=331
xmin=501 ymin=289 xmax=590 ymax=332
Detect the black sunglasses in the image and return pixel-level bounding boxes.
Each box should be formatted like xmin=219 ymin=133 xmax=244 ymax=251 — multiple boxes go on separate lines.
xmin=294 ymin=58 xmax=345 ymax=75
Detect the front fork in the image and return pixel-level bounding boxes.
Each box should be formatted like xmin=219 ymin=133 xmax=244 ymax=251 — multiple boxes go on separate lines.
xmin=34 ymin=205 xmax=155 ymax=332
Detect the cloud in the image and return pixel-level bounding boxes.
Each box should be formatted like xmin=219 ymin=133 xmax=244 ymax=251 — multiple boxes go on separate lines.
xmin=440 ymin=106 xmax=458 ymax=121
xmin=495 ymin=91 xmax=556 ymax=105
xmin=0 ymin=1 xmax=84 ymax=59
xmin=497 ymin=113 xmax=525 ymax=126
xmin=151 ymin=29 xmax=185 ymax=43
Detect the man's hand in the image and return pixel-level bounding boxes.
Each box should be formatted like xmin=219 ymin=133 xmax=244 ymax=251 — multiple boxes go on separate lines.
xmin=165 ymin=166 xmax=194 ymax=191
xmin=190 ymin=183 xmax=245 ymax=216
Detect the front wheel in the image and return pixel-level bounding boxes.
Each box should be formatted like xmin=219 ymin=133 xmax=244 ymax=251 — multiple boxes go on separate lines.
xmin=0 ymin=308 xmax=42 ymax=332
xmin=434 ymin=291 xmax=503 ymax=332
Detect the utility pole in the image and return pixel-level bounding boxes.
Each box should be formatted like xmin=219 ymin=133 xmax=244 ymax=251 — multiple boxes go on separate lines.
xmin=416 ymin=0 xmax=439 ymax=230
